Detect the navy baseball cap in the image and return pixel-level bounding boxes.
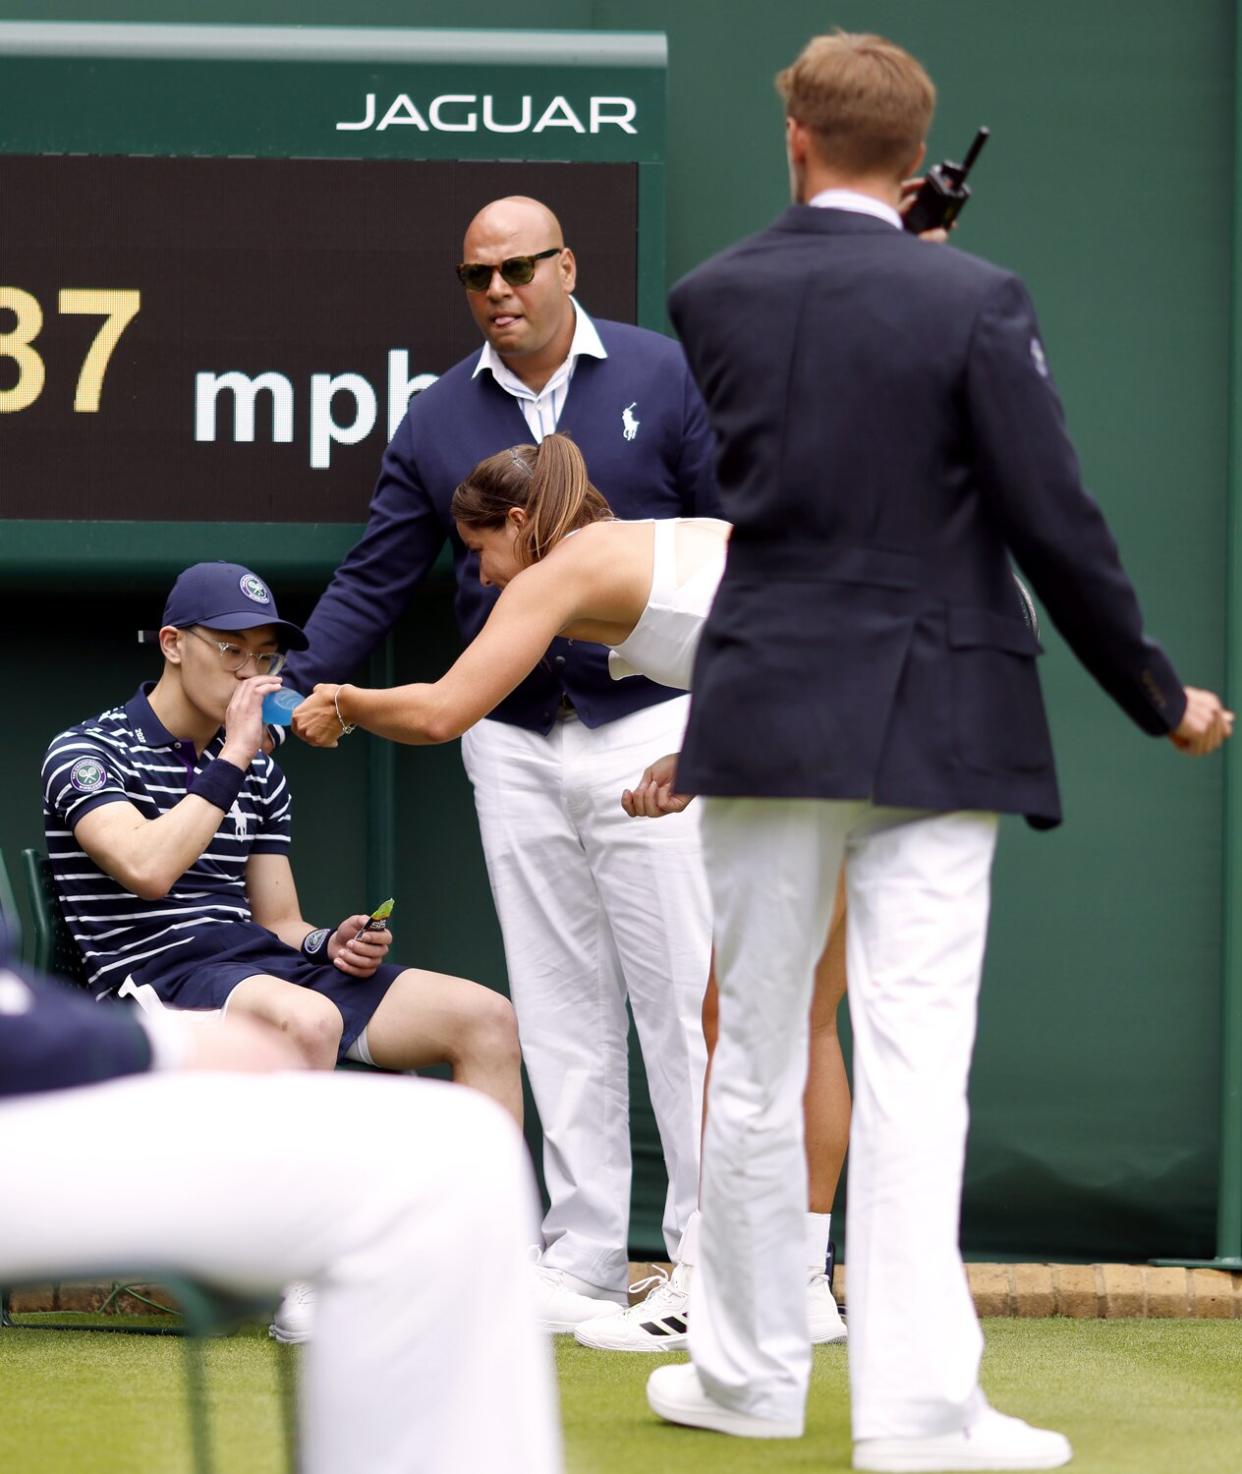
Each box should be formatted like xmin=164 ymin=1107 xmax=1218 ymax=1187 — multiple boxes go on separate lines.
xmin=159 ymin=562 xmax=309 ymax=650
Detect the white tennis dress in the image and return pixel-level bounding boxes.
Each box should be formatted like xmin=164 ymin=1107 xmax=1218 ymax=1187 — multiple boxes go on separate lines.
xmin=606 ymin=517 xmax=730 ymax=690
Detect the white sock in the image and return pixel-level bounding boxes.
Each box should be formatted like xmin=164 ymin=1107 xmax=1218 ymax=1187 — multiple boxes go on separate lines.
xmin=344 ymin=1026 xmax=374 ymax=1066
xmin=806 ymin=1211 xmax=831 ymax=1277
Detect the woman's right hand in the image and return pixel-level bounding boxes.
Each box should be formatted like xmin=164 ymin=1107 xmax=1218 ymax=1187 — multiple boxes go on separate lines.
xmin=291 ymin=684 xmax=347 ymax=748
xmin=621 ymin=751 xmax=695 ymax=818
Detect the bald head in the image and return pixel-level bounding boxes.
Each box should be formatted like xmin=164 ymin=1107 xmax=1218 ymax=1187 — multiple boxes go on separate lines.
xmin=458 ymin=195 xmax=577 ymax=392
xmin=462 ymin=196 xmax=565 ymax=259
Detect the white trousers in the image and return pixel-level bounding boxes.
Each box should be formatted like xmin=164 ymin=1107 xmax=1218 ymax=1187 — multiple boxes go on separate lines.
xmin=692 ymin=798 xmax=997 ymax=1437
xmin=462 ymin=697 xmax=710 ymax=1291
xmin=0 ymin=1072 xmax=562 ymax=1474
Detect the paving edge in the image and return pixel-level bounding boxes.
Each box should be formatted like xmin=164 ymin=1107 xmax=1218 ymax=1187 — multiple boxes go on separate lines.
xmin=8 ymin=1264 xmax=1242 ymax=1319
xmin=625 ymin=1262 xmax=1242 ymax=1319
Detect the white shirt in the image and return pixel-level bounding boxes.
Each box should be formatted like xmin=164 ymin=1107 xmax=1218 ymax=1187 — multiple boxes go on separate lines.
xmin=472 ymin=298 xmax=607 ymax=443
xmin=807 ymin=187 xmax=902 ymax=231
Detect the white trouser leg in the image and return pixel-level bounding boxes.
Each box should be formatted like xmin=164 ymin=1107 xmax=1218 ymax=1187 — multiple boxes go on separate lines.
xmin=463 ymin=716 xmax=632 ymax=1292
xmin=691 ymin=796 xmax=846 ymax=1423
xmin=845 ymin=808 xmax=997 ymax=1441
xmin=571 ymin=696 xmax=710 ymax=1262
xmin=0 ymin=1072 xmax=561 ymax=1474
xmin=464 ymin=702 xmax=709 ymax=1285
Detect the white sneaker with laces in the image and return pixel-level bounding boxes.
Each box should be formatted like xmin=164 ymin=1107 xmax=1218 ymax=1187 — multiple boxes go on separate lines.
xmin=807 ymin=1271 xmax=848 ymax=1343
xmin=853 ymin=1405 xmax=1072 ymax=1472
xmin=268 ymin=1281 xmax=315 ymax=1345
xmin=647 ymin=1362 xmax=804 ymax=1438
xmin=574 ymin=1262 xmax=847 ymax=1351
xmin=575 ymin=1263 xmax=690 ymax=1350
xmin=533 ymin=1264 xmax=625 ymax=1334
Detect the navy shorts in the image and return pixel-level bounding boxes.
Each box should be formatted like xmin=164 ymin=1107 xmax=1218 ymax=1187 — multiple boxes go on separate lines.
xmin=127 ymin=922 xmax=402 ymax=1059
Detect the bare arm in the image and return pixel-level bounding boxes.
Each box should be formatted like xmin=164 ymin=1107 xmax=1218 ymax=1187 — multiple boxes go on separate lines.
xmin=76 ymin=792 xmax=244 ymax=903
xmin=293 ymin=550 xmax=596 ymax=747
xmin=246 ymin=852 xmax=394 ymax=978
xmin=74 ymin=675 xmax=280 ymax=900
xmin=245 ymin=852 xmax=313 ymax=950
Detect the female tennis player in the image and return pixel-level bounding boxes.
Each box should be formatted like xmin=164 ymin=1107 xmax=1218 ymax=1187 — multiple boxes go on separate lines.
xmin=293 ymin=432 xmax=850 ymax=1349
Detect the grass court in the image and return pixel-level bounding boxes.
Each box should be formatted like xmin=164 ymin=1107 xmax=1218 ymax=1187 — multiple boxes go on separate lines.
xmin=1 ymin=1316 xmax=1239 ymax=1472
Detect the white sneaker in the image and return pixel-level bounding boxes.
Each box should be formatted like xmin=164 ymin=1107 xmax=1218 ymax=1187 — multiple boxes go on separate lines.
xmin=574 ymin=1263 xmax=846 ymax=1352
xmin=575 ymin=1264 xmax=690 ymax=1350
xmin=853 ymin=1405 xmax=1072 ymax=1471
xmin=533 ymin=1264 xmax=625 ymax=1334
xmin=268 ymin=1281 xmax=315 ymax=1345
xmin=647 ymin=1362 xmax=803 ymax=1438
xmin=807 ymin=1271 xmax=848 ymax=1343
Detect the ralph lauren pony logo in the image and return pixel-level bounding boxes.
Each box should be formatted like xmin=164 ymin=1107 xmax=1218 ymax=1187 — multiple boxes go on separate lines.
xmin=622 ymin=402 xmax=640 ymax=441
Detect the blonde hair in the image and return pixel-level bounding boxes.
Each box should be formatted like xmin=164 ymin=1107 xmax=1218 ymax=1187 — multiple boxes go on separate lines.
xmin=776 ymin=31 xmax=935 ymax=180
xmin=451 ymin=433 xmax=612 ymax=568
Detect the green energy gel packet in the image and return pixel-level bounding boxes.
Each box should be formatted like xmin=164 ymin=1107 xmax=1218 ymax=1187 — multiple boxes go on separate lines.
xmin=356 ymin=898 xmax=395 ymax=940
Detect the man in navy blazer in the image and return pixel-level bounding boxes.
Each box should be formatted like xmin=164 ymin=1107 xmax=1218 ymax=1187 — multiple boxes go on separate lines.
xmin=646 ymin=31 xmax=1231 ymax=1471
xmin=285 ymin=197 xmax=719 ymax=1332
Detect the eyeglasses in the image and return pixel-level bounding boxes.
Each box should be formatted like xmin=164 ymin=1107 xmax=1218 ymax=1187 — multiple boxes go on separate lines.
xmin=456 ymin=247 xmax=564 ymax=293
xmin=184 ymin=626 xmax=286 ymax=677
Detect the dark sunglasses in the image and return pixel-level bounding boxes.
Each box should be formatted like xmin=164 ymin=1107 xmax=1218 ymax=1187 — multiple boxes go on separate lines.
xmin=456 ymin=246 xmax=564 ymax=293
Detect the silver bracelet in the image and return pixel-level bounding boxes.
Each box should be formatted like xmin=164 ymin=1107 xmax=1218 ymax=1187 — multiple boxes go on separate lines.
xmin=334 ymin=684 xmax=356 ymax=736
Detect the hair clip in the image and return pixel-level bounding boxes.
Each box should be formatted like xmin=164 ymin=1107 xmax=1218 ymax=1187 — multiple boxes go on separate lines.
xmin=509 ymin=449 xmax=534 ymax=477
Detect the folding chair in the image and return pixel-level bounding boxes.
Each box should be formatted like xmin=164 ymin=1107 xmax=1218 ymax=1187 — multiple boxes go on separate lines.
xmin=0 ymin=848 xmax=22 ymax=960
xmin=22 ymin=846 xmax=91 ymax=985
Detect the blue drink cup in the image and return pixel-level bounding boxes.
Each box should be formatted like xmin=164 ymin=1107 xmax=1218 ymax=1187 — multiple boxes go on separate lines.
xmin=262 ymin=688 xmax=306 ymax=726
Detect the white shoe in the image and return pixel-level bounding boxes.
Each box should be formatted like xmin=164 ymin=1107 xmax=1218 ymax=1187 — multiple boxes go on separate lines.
xmin=574 ymin=1263 xmax=846 ymax=1352
xmin=807 ymin=1271 xmax=848 ymax=1343
xmin=853 ymin=1406 xmax=1072 ymax=1471
xmin=575 ymin=1264 xmax=690 ymax=1351
xmin=268 ymin=1281 xmax=314 ymax=1345
xmin=647 ymin=1363 xmax=803 ymax=1438
xmin=533 ymin=1264 xmax=625 ymax=1334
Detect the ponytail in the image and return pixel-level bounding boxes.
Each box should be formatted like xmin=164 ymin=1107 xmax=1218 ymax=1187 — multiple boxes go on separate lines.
xmin=451 ymin=432 xmax=612 ymax=567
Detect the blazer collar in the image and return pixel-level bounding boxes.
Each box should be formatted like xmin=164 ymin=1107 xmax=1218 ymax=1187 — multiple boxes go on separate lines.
xmin=772 ymin=204 xmax=902 ymax=236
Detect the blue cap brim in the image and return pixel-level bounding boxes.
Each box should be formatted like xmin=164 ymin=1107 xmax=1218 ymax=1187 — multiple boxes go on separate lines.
xmin=178 ymin=611 xmax=309 ymax=651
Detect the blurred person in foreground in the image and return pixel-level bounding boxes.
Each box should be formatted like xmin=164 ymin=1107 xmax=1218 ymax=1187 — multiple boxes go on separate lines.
xmin=0 ymin=916 xmax=561 ymax=1474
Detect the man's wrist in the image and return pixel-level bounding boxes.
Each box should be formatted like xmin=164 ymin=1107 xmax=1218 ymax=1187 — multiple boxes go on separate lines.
xmin=189 ymin=756 xmax=247 ymax=812
xmin=217 ymin=741 xmax=256 ymax=771
xmin=301 ymin=925 xmax=333 ymax=961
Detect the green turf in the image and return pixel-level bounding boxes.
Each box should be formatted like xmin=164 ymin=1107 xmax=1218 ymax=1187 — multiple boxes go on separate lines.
xmin=0 ymin=1320 xmax=1238 ymax=1473
xmin=558 ymin=1323 xmax=1242 ymax=1473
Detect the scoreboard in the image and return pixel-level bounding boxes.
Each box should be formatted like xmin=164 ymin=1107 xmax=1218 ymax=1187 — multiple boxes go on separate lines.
xmin=0 ymin=22 xmax=667 ymax=580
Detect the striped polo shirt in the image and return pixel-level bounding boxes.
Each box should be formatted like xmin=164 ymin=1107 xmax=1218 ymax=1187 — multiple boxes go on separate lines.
xmin=41 ymin=683 xmax=292 ymax=998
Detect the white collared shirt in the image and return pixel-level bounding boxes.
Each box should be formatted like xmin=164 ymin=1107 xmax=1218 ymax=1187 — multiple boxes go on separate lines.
xmin=472 ymin=298 xmax=607 ymax=442
xmin=807 ymin=187 xmax=903 ymax=232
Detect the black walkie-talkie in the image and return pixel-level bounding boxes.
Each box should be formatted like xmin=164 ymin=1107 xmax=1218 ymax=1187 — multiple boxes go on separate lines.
xmin=902 ymin=126 xmax=989 ymax=235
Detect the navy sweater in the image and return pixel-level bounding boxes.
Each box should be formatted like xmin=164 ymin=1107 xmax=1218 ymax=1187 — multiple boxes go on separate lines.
xmin=285 ymin=318 xmax=720 ymax=731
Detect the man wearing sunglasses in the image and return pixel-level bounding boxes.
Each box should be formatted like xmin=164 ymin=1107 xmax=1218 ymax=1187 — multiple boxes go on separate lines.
xmin=283 ymin=195 xmax=720 ymax=1334
xmin=40 ymin=560 xmax=526 ymax=1339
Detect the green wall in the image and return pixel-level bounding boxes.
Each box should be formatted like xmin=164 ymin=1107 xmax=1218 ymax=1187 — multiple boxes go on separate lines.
xmin=1 ymin=1 xmax=1233 ymax=1260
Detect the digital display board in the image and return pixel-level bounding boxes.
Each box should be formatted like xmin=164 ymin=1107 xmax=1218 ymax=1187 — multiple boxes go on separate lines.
xmin=0 ymin=22 xmax=666 ymax=574
xmin=1 ymin=155 xmax=637 ymax=523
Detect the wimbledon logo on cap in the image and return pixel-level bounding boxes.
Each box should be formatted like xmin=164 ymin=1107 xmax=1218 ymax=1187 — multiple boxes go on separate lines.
xmin=240 ymin=574 xmax=271 ymax=604
xmin=70 ymin=757 xmax=107 ymax=794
